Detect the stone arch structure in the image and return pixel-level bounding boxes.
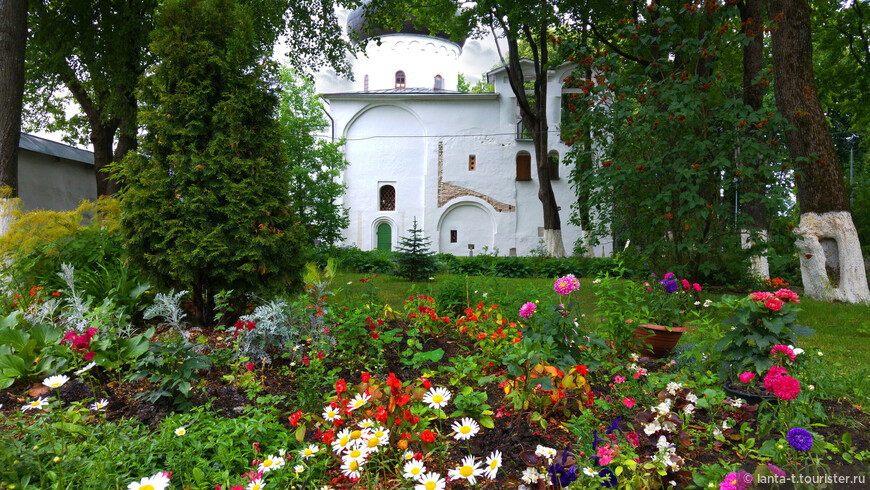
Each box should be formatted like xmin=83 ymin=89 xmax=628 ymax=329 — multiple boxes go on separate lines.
xmin=436 ymin=198 xmax=496 ymax=254
xmin=371 ymin=216 xmax=396 ymax=252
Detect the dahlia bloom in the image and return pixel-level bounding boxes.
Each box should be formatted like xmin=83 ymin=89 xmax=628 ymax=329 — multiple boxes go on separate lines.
xmin=750 ymin=291 xmax=774 ymax=302
xmin=763 ymin=366 xmax=788 ymax=391
xmin=774 ymin=288 xmax=800 ymax=303
xmin=786 ymin=427 xmax=813 ymax=451
xmin=554 ymin=274 xmax=580 ymax=296
xmin=519 ymin=302 xmax=536 ymax=320
xmin=764 ymin=298 xmax=784 ymax=311
xmin=738 ymin=372 xmax=756 ymax=384
xmin=770 ymin=344 xmax=796 ymax=363
xmin=772 ymin=375 xmax=801 ymax=400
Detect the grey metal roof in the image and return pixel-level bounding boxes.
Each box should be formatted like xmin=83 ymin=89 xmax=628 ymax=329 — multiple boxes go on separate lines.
xmin=18 ymin=133 xmax=94 ymax=166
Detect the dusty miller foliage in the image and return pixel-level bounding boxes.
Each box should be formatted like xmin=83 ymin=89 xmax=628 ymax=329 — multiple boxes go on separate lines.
xmin=53 ymin=263 xmax=89 ymax=331
xmin=143 ymin=290 xmax=189 ymax=338
xmin=236 ymin=297 xmax=334 ymax=365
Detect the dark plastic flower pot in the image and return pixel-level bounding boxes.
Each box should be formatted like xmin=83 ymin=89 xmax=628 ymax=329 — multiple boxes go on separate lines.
xmin=632 ymin=324 xmax=687 ymax=359
xmin=723 ymin=382 xmax=779 ymax=406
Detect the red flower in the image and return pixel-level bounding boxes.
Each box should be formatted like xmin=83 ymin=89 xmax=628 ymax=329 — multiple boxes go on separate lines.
xmin=322 ymin=428 xmax=335 ymax=445
xmin=83 ymin=351 xmax=95 ymax=361
xmin=301 ymin=356 xmax=310 ymax=367
xmin=245 ymin=362 xmax=255 ymax=371
xmin=361 ymin=372 xmax=370 ymax=383
xmin=623 ymin=397 xmax=635 ymax=408
xmin=420 ymin=430 xmax=437 ymax=443
xmin=252 ymin=442 xmax=260 ymax=453
xmin=420 ymin=377 xmax=432 ymax=389
xmin=576 ymin=364 xmax=589 ymax=376
xmin=336 ymin=379 xmax=346 ymax=395
xmin=316 ymin=351 xmax=325 ymax=361
xmin=288 ymin=410 xmax=302 ymax=426
xmin=371 ymin=332 xmax=379 ymax=340
xmin=387 ymin=372 xmax=402 ymax=392
xmin=626 ymin=431 xmax=640 ymax=447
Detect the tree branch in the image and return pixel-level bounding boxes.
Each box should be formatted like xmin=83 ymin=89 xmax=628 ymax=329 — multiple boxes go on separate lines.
xmin=589 ymin=22 xmax=648 ymax=67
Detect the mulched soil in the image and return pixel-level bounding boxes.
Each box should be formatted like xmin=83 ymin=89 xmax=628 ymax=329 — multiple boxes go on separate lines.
xmin=2 ymin=318 xmax=869 ymax=489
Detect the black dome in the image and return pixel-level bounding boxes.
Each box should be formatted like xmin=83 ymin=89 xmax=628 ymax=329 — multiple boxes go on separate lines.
xmin=346 ymin=3 xmax=466 ymax=47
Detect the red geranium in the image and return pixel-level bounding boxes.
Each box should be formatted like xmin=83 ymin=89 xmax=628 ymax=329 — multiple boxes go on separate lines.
xmin=420 ymin=430 xmax=437 ymax=443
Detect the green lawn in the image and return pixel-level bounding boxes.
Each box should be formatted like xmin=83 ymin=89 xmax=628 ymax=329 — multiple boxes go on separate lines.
xmin=335 ymin=271 xmax=870 ymax=403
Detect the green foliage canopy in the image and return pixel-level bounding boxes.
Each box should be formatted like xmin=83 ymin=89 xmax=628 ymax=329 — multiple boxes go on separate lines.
xmin=116 ymin=0 xmax=306 ymax=322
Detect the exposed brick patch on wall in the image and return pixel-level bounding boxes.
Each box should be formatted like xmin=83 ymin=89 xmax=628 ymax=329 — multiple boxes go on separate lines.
xmin=437 ymin=141 xmax=515 ymax=212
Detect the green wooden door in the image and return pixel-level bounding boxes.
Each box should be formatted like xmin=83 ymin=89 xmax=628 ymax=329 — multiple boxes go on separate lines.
xmin=376 ymin=223 xmax=391 ymax=251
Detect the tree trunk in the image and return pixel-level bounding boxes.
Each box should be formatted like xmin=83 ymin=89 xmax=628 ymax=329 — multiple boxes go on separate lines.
xmin=0 ymin=0 xmax=28 ymax=196
xmin=740 ymin=0 xmax=770 ymax=279
xmin=768 ymin=0 xmax=870 ymax=303
xmin=91 ymin=123 xmax=120 ymax=197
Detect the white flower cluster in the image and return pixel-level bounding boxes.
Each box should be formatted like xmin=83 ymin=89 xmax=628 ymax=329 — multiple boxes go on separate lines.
xmin=651 ymin=435 xmax=680 ymax=471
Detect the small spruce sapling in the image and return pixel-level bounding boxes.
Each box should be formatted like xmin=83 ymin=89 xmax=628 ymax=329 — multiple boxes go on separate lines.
xmin=395 ymin=217 xmax=438 ymax=281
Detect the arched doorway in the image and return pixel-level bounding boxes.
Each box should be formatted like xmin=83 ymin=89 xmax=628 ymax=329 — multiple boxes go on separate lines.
xmin=376 ymin=222 xmax=392 ymax=251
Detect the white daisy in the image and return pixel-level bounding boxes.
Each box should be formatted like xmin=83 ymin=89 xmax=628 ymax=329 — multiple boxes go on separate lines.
xmin=403 ymin=459 xmax=427 ymax=480
xmin=448 ymin=455 xmax=484 ymax=486
xmin=90 ymin=399 xmax=109 ymax=410
xmin=583 ymin=467 xmax=597 ymax=477
xmin=422 ymin=386 xmax=451 ymax=410
xmin=521 ymin=467 xmax=543 ymax=484
xmin=74 ymin=362 xmax=97 ymax=375
xmin=293 ymin=465 xmax=304 ymax=474
xmin=402 ymin=449 xmax=415 ymax=460
xmin=344 ymin=446 xmax=369 ymax=462
xmin=21 ymin=397 xmax=49 ymax=412
xmin=358 ymin=418 xmax=375 ymax=429
xmin=332 ymin=428 xmax=353 ymax=454
xmin=348 ymin=392 xmax=371 ymax=411
xmin=247 ymin=477 xmax=265 ymax=490
xmin=174 ymin=427 xmax=186 ymax=436
xmin=535 ymin=445 xmax=557 ymax=460
xmin=300 ymin=444 xmax=320 ymax=459
xmin=340 ymin=457 xmax=364 ymax=480
xmin=322 ymin=405 xmax=341 ymax=422
xmin=451 ymin=417 xmax=480 ymax=440
xmin=483 ymin=450 xmax=502 ymax=479
xmin=414 ymin=471 xmax=446 ymax=490
xmin=127 ymin=474 xmax=170 ymax=490
xmin=43 ymin=374 xmax=70 ymax=389
xmin=258 ymin=454 xmax=282 ymax=473
xmin=703 ymin=299 xmax=713 ymax=307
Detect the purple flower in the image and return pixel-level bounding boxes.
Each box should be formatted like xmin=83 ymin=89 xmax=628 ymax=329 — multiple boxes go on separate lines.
xmin=664 ymin=280 xmax=679 ymax=294
xmin=786 ymin=427 xmax=813 ymax=451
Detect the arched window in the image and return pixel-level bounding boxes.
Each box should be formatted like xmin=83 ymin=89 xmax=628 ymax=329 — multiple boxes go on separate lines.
xmin=364 ymin=74 xmax=369 ymax=92
xmin=395 ymin=71 xmax=406 ymax=88
xmin=380 ymin=185 xmax=396 ymax=211
xmin=548 ymin=151 xmax=560 ymax=180
xmin=516 ymin=151 xmax=532 ymax=181
xmin=434 ymin=75 xmax=443 ymax=90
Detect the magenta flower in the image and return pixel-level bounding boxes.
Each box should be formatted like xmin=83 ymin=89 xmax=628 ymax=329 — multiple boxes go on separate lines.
xmin=738 ymin=372 xmax=756 ymax=384
xmin=693 ymin=283 xmax=702 ymax=292
xmin=770 ymin=344 xmax=796 ymax=363
xmin=614 ymin=375 xmax=625 ymax=384
xmin=553 ymin=275 xmax=580 ymax=296
xmin=519 ymin=302 xmax=536 ymax=320
xmin=772 ymin=375 xmax=801 ymax=400
xmin=763 ymin=366 xmax=788 ymax=391
xmin=774 ymin=288 xmax=800 ymax=303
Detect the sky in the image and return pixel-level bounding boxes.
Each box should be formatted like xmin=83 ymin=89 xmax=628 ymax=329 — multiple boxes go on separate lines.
xmin=32 ymin=7 xmax=506 ymax=148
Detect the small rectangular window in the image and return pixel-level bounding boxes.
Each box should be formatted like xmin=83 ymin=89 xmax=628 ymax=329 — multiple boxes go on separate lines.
xmin=450 ymin=230 xmax=457 ymax=243
xmin=468 ymin=155 xmax=476 ymax=171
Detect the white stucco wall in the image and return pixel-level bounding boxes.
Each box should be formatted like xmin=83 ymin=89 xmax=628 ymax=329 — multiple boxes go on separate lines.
xmin=355 ymin=34 xmax=461 ymax=92
xmin=18 ymin=149 xmax=96 ymax=212
xmin=323 ymin=56 xmax=613 ymax=258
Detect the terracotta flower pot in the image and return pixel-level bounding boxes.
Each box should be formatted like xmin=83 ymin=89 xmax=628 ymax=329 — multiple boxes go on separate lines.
xmin=632 ymin=324 xmax=687 ymax=359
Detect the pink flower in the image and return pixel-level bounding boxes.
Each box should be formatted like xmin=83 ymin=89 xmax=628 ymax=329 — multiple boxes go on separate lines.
xmin=738 ymin=372 xmax=756 ymax=384
xmin=750 ymin=291 xmax=774 ymax=302
xmin=774 ymin=288 xmax=800 ymax=303
xmin=519 ymin=302 xmax=536 ymax=320
xmin=634 ymin=368 xmax=647 ymax=379
xmin=681 ymin=279 xmax=691 ymax=291
xmin=764 ymin=298 xmax=784 ymax=312
xmin=554 ymin=275 xmax=580 ymax=296
xmin=597 ymin=444 xmax=616 ymax=466
xmin=626 ymin=431 xmax=640 ymax=447
xmin=770 ymin=344 xmax=796 ymax=363
xmin=763 ymin=366 xmax=788 ymax=391
xmin=693 ymin=283 xmax=702 ymax=292
xmin=245 ymin=362 xmax=255 ymax=371
xmin=772 ymin=375 xmax=801 ymax=400
xmin=614 ymin=375 xmax=625 ymax=384
xmin=622 ymin=397 xmax=635 ymax=408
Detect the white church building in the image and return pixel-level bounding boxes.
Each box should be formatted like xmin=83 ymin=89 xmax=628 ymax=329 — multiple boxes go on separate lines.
xmin=322 ymin=9 xmax=612 ymax=257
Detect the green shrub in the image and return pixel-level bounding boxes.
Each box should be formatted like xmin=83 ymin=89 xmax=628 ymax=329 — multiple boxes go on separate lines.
xmin=394 ymin=218 xmax=438 ymax=281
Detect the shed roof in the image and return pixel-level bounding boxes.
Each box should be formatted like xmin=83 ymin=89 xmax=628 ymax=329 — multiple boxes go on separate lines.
xmin=19 ymin=133 xmax=94 ymax=166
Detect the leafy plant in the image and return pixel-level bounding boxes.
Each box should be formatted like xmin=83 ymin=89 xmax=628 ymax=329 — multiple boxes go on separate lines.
xmin=127 ymin=332 xmax=212 ymax=409
xmin=0 ymin=312 xmax=65 ymax=388
xmin=715 ymin=291 xmax=815 ymax=380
